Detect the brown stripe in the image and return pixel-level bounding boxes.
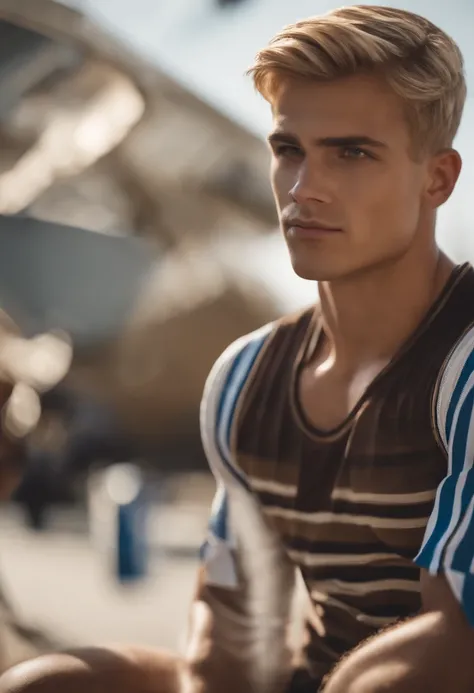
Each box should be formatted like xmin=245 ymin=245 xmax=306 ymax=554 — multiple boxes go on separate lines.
xmin=239 ymin=454 xmax=300 ymax=486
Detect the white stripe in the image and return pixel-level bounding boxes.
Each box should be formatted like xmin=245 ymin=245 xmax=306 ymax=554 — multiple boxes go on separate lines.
xmin=199 ymin=326 xmax=274 ymax=555
xmin=200 ymin=347 xmax=246 ymax=555
xmin=217 ymin=347 xmax=257 ymax=461
xmin=310 ymin=590 xmax=398 ymax=628
xmin=429 ymin=372 xmax=474 ymax=572
xmin=416 ymin=479 xmax=446 ymax=566
xmin=200 ymin=324 xmax=271 ymax=484
xmin=200 ymin=338 xmax=247 ymax=485
xmin=445 ymin=569 xmax=466 ymax=604
xmin=331 ymin=488 xmax=436 ymax=505
xmin=423 ymin=336 xmax=474 ymax=568
xmin=265 ymin=507 xmax=427 ymax=529
xmin=250 ymin=477 xmax=297 ymax=497
xmin=217 ymin=325 xmax=271 ymax=463
xmin=199 ymin=324 xmax=296 ymax=692
xmin=288 ymin=550 xmax=398 ymax=567
xmin=309 ymin=578 xmax=420 ymax=596
xmin=436 ymin=326 xmax=474 ymax=450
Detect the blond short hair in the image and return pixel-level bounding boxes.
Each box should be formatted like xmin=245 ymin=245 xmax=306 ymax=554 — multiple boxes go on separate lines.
xmin=248 ymin=5 xmax=466 ymax=155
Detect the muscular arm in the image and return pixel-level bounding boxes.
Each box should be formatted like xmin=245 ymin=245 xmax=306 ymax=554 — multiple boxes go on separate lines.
xmin=324 ymin=573 xmax=474 ymax=693
xmin=183 ymin=493 xmax=295 ymax=693
xmin=184 ymin=567 xmax=254 ymax=693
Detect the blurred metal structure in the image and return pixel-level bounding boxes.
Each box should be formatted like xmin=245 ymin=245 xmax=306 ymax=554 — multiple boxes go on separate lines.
xmin=216 ymin=0 xmax=251 ymax=7
xmin=0 ymin=0 xmax=286 ymax=453
xmin=0 ymin=0 xmax=276 ymax=231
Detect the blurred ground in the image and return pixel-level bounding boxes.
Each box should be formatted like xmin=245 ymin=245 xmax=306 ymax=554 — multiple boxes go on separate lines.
xmin=0 ymin=473 xmax=215 ymax=653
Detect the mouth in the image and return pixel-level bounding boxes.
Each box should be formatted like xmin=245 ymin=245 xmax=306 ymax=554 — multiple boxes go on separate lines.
xmin=285 ymin=221 xmax=343 ymax=239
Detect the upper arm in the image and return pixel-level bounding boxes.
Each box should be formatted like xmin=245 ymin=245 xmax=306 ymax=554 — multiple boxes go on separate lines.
xmin=415 ymin=329 xmax=474 ymax=626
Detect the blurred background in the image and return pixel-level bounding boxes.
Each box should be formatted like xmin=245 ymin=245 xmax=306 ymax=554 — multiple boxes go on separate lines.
xmin=0 ymin=0 xmax=471 ymax=673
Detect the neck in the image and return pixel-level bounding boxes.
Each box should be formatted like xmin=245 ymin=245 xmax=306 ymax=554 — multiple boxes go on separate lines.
xmin=317 ymin=244 xmax=455 ymax=372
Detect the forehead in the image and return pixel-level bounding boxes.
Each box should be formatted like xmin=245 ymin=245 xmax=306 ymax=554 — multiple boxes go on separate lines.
xmin=271 ymin=74 xmax=410 ymax=146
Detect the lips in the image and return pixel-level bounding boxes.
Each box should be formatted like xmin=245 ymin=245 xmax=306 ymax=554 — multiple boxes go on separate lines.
xmin=288 ymin=220 xmax=340 ymax=231
xmin=286 ymin=222 xmax=343 ymax=239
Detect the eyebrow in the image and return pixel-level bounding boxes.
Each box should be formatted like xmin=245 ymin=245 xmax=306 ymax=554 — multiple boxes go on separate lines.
xmin=267 ymin=132 xmax=387 ymax=148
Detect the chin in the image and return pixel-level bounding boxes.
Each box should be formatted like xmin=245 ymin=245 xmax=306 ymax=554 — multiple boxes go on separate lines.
xmin=290 ymin=257 xmax=346 ymax=282
xmin=286 ymin=241 xmax=353 ymax=282
xmin=288 ymin=247 xmax=394 ymax=283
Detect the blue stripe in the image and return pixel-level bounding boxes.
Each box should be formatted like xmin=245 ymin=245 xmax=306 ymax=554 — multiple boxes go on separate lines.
xmin=415 ymin=387 xmax=474 ymax=570
xmin=451 ymin=388 xmax=474 ymax=476
xmin=214 ymin=346 xmax=249 ymax=487
xmin=201 ymin=489 xmax=231 ymax=559
xmin=451 ymin=507 xmax=474 ymax=574
xmin=214 ymin=333 xmax=268 ymax=488
xmin=218 ymin=336 xmax=267 ymax=458
xmin=224 ymin=338 xmax=266 ymax=455
xmin=450 ymin=471 xmax=474 ymax=574
xmin=209 ymin=489 xmax=229 ymax=542
xmin=216 ymin=347 xmax=246 ymax=439
xmin=446 ymin=349 xmax=474 ymax=442
xmin=199 ymin=541 xmax=208 ymax=561
xmin=415 ymin=475 xmax=457 ymax=568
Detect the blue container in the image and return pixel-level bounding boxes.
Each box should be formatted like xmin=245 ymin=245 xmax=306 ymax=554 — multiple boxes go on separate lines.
xmin=105 ymin=463 xmax=149 ymax=583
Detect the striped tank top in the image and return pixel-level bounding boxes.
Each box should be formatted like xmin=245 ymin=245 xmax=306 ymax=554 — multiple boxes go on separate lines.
xmin=200 ymin=262 xmax=474 ymax=689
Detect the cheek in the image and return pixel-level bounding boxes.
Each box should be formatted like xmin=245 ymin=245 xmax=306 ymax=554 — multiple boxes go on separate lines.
xmin=348 ymin=169 xmax=422 ymax=232
xmin=270 ymin=163 xmax=295 ymax=210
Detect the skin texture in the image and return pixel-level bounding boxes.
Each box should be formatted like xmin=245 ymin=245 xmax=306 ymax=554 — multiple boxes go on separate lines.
xmin=0 ymin=568 xmax=282 ymax=693
xmin=270 ymin=73 xmax=460 ymax=435
xmin=269 ymin=73 xmax=459 ymax=284
xmin=0 ymin=73 xmax=469 ymax=693
xmin=0 ymin=646 xmax=181 ymax=693
xmin=323 ymin=573 xmax=474 ymax=693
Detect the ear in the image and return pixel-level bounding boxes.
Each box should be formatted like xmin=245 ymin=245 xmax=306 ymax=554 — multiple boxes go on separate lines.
xmin=425 ymin=148 xmax=462 ymax=208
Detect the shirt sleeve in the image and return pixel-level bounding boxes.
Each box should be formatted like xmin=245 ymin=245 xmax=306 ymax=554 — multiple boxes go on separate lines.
xmin=196 ymin=325 xmax=297 ymax=692
xmin=415 ymin=333 xmax=474 ymax=625
xmin=198 ymin=325 xmax=273 ymax=589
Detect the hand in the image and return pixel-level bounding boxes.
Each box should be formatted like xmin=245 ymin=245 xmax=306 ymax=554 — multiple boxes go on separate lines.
xmin=0 ymin=312 xmax=72 ymax=499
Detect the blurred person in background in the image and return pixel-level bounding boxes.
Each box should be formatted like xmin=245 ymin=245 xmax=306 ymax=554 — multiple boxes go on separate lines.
xmin=2 ymin=5 xmax=474 ymax=693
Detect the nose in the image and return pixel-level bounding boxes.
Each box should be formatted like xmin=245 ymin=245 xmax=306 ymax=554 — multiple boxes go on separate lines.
xmin=289 ymin=161 xmax=332 ymax=204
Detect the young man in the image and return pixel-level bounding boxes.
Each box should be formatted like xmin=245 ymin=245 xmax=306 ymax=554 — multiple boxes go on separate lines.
xmin=1 ymin=5 xmax=474 ymax=693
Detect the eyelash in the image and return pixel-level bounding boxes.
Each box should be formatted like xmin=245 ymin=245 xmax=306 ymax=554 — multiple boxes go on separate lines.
xmin=340 ymin=146 xmax=371 ymax=160
xmin=274 ymin=144 xmax=302 ymax=158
